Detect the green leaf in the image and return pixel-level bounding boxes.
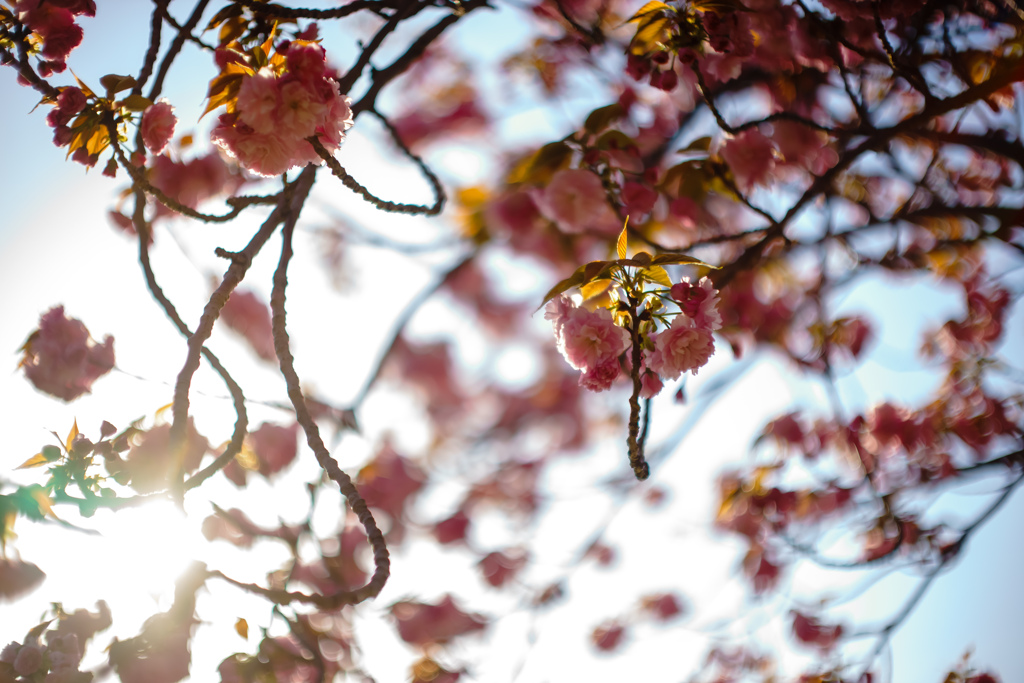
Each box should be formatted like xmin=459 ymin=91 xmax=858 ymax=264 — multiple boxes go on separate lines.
xmin=680 ymin=136 xmax=712 ymax=154
xmin=584 ymin=103 xmax=624 ymax=135
xmin=640 ymin=265 xmax=673 ymax=287
xmin=650 ymin=253 xmax=718 ymax=268
xmin=119 ymin=94 xmax=153 ymax=112
xmin=596 ymin=130 xmax=637 ymax=152
xmin=508 ymin=141 xmax=573 ymax=185
xmin=99 ymin=74 xmax=137 ymax=95
xmin=537 ymin=260 xmax=617 ymax=311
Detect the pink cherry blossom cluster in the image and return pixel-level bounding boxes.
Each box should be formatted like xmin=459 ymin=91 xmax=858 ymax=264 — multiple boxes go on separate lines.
xmin=139 ymin=99 xmax=176 ymax=155
xmin=20 ymin=306 xmax=115 ymax=402
xmin=546 ymin=276 xmax=720 ymax=394
xmin=12 ymin=0 xmax=95 ymax=76
xmin=545 ymin=294 xmax=631 ymax=392
xmin=211 ymin=42 xmax=353 ymax=177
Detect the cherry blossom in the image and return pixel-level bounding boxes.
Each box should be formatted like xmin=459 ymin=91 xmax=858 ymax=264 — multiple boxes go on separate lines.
xmin=533 ymin=169 xmax=620 ymax=235
xmin=647 ymin=315 xmax=715 ymax=381
xmin=140 ymin=100 xmax=176 ymax=155
xmin=211 ymin=43 xmax=353 ymax=177
xmin=19 ymin=306 xmax=115 ymax=402
xmin=720 ymin=129 xmax=777 ymax=191
xmin=545 ymin=294 xmax=630 ymax=386
xmin=670 ymin=276 xmax=722 ymax=331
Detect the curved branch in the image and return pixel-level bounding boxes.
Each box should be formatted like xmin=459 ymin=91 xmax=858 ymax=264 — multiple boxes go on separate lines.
xmin=309 ymin=135 xmax=445 ymax=215
xmin=130 ymin=188 xmax=250 ymax=492
xmin=107 ymin=124 xmax=278 ymax=222
xmin=269 ymin=168 xmax=390 ymax=605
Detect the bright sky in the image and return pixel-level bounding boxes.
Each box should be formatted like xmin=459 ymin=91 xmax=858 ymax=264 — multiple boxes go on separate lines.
xmin=1 ymin=2 xmax=1024 ymax=683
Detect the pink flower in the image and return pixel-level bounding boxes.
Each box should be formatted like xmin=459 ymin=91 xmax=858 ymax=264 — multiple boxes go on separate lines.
xmin=13 ymin=644 xmax=42 ymax=676
xmin=140 ymin=99 xmax=176 ymax=154
xmin=640 ymin=368 xmax=663 ymax=398
xmin=546 ymin=294 xmax=630 ymax=380
xmin=278 ymin=80 xmax=327 ymax=138
xmin=720 ymin=128 xmax=777 ymax=191
xmin=669 ymin=276 xmax=722 ymax=331
xmin=219 ymin=288 xmax=276 ymax=361
xmin=235 ymin=69 xmax=280 ymax=133
xmin=579 ymin=356 xmax=621 ymax=392
xmin=211 ymin=47 xmax=353 ymax=177
xmin=20 ymin=306 xmax=115 ymax=401
xmin=390 ymin=595 xmax=486 ymax=647
xmin=248 ymin=422 xmax=299 ymax=476
xmin=121 ymin=419 xmax=209 ymax=493
xmin=647 ymin=315 xmax=715 ymax=380
xmin=534 ymin=169 xmax=620 ymax=235
xmin=285 ymin=41 xmax=327 ymax=81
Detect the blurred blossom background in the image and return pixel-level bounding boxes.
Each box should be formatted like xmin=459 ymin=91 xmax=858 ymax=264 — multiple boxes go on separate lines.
xmin=1 ymin=1 xmax=1024 ymax=682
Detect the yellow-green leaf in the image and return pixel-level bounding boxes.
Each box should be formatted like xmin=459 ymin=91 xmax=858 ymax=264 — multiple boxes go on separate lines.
xmin=99 ymin=74 xmax=136 ymax=95
xmin=584 ymin=103 xmax=623 ymax=134
xmin=65 ymin=420 xmax=79 ymax=453
xmin=650 ymin=253 xmax=718 ymax=268
xmin=538 ymin=260 xmax=617 ymax=311
xmin=626 ymin=1 xmax=671 ymax=24
xmin=30 ymin=490 xmax=56 ymax=519
xmin=16 ymin=453 xmax=49 ymax=470
xmin=680 ymin=136 xmax=712 ymax=154
xmin=235 ymin=618 xmax=248 ymax=639
xmin=119 ymin=94 xmax=152 ymax=112
xmin=616 ymin=217 xmax=629 ymax=260
xmin=581 ymin=278 xmax=615 ymax=301
xmin=507 ymin=141 xmax=572 ymax=185
xmin=640 ymin=265 xmax=673 ymax=287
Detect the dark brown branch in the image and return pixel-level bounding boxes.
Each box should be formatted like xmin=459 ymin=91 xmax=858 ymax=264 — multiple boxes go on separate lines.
xmin=131 ymin=0 xmax=168 ymax=98
xmin=335 ymin=0 xmax=424 ymax=95
xmin=167 ymin=175 xmax=301 ymax=499
xmin=270 ymin=166 xmax=390 ymax=605
xmin=350 ymin=0 xmax=491 ymax=117
xmin=146 ymin=0 xmax=211 ymax=101
xmin=308 ymin=135 xmax=445 ymax=215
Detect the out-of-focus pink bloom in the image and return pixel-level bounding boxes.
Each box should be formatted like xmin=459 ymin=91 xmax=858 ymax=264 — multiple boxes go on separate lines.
xmin=13 ymin=644 xmax=42 ymax=676
xmin=478 ymin=550 xmax=527 ymax=588
xmin=390 ymin=595 xmax=486 ymax=647
xmin=20 ymin=306 xmax=115 ymax=402
xmin=140 ymin=100 xmax=176 ymax=154
xmin=434 ymin=510 xmax=470 ymax=545
xmin=640 ymin=593 xmax=684 ymax=621
xmin=647 ymin=315 xmax=715 ymax=380
xmin=357 ymin=440 xmax=425 ymax=521
xmin=791 ymin=611 xmax=843 ymax=651
xmin=150 ymin=152 xmax=240 ymax=214
xmin=0 ymin=559 xmax=45 ymax=600
xmin=546 ymin=294 xmax=630 ymax=390
xmin=534 ymin=169 xmax=620 ymax=235
xmin=219 ymin=289 xmax=276 ymax=362
xmin=720 ymin=129 xmax=777 ymax=191
xmin=122 ymin=419 xmax=209 ymax=493
xmin=248 ymin=422 xmax=299 ymax=476
xmin=772 ymin=120 xmax=838 ymax=175
xmin=621 ymin=181 xmax=658 ymax=216
xmin=591 ymin=622 xmax=626 ymax=652
xmin=669 ymin=276 xmax=722 ymax=331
